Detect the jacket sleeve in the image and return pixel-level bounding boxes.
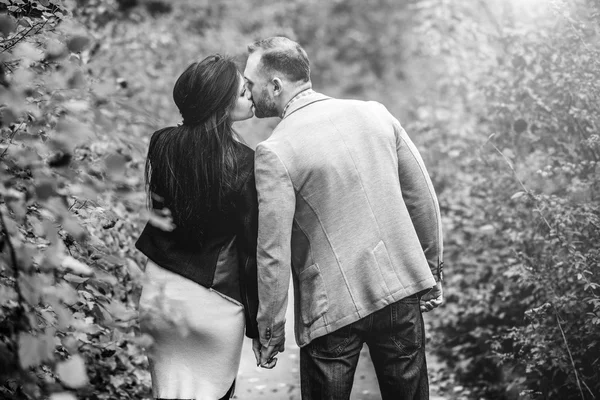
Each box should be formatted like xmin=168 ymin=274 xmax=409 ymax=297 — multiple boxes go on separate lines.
xmin=235 ymin=164 xmax=260 ymax=339
xmin=254 ymin=143 xmax=295 ymax=348
xmin=391 ymin=114 xmax=444 ymax=281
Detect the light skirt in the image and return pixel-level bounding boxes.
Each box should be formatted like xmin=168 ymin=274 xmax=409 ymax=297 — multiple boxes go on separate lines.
xmin=139 ymin=260 xmax=245 ymax=400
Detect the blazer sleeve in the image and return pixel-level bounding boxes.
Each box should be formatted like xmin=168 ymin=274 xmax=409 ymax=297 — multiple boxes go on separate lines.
xmin=254 ymin=142 xmax=295 ymax=348
xmin=235 ymin=164 xmax=260 ymax=339
xmin=391 ymin=113 xmax=444 ymax=281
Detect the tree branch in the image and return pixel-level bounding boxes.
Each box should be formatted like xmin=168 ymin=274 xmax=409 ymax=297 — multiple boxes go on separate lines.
xmin=553 ymin=306 xmax=589 ymax=399
xmin=0 ymin=122 xmax=25 ymax=159
xmin=484 ymin=135 xmax=553 ymax=231
xmin=1 ymin=18 xmax=52 ymax=54
xmin=0 ymin=202 xmax=27 ymax=368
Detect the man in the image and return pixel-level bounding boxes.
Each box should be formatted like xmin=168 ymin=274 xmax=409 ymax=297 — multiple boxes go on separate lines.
xmin=245 ymin=36 xmax=444 ymax=400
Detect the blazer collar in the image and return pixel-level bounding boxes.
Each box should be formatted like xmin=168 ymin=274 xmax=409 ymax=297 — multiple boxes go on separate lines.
xmin=281 ymin=89 xmax=331 ymax=119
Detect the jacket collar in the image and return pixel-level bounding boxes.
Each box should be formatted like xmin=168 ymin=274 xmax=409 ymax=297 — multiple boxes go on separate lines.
xmin=281 ymin=89 xmax=331 ymax=119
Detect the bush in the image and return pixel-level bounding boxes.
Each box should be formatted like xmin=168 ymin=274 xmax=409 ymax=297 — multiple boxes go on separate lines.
xmin=0 ymin=1 xmax=153 ymax=398
xmin=2 ymin=0 xmax=598 ymax=399
xmin=411 ymin=0 xmax=600 ymax=398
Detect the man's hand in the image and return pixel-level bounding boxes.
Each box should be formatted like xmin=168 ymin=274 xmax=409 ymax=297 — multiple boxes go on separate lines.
xmin=420 ymin=281 xmax=443 ymax=313
xmin=259 ymin=339 xmax=285 ymax=369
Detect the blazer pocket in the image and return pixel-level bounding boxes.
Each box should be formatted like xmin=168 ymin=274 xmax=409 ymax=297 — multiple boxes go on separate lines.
xmin=299 ymin=263 xmax=329 ymax=327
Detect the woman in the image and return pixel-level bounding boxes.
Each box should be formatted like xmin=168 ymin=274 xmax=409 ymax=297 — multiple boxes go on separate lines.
xmin=135 ymin=54 xmax=258 ymax=400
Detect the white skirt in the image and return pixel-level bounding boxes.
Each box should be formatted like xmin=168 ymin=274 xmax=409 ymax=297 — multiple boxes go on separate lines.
xmin=139 ymin=260 xmax=245 ymax=400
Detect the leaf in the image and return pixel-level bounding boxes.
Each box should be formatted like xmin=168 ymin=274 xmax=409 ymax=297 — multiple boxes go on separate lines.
xmin=56 ymin=355 xmax=89 ymax=388
xmin=38 ymin=330 xmax=56 ymax=362
xmin=91 ymin=81 xmax=116 ymax=98
xmin=502 ymin=148 xmax=515 ymax=159
xmin=0 ymin=286 xmax=17 ymax=303
xmin=109 ymin=375 xmax=125 ymax=388
xmin=18 ymin=331 xmax=55 ymax=368
xmin=62 ymin=256 xmax=93 ymax=276
xmin=61 ymin=336 xmax=79 ymax=354
xmin=13 ymin=42 xmax=44 ymax=63
xmin=17 ymin=18 xmax=32 ymax=28
xmin=39 ymin=245 xmax=61 ymax=276
xmin=513 ymin=119 xmax=528 ymax=134
xmin=105 ymin=300 xmax=137 ymax=322
xmin=126 ymin=257 xmax=143 ymax=279
xmin=62 ymin=217 xmax=88 ymax=242
xmin=52 ymin=303 xmax=73 ymax=329
xmin=53 ymin=119 xmax=94 ymax=150
xmin=49 ymin=393 xmax=78 ymax=400
xmin=66 ymin=35 xmax=91 ymax=53
xmin=64 ymin=273 xmax=89 ymax=283
xmin=43 ymin=197 xmax=71 ymax=222
xmin=18 ymin=333 xmax=42 ymax=368
xmin=0 ymin=15 xmax=17 ymax=37
xmin=19 ymin=273 xmax=46 ymax=305
xmin=480 ymin=224 xmax=495 ymax=234
xmin=131 ymin=333 xmax=154 ymax=348
xmin=35 ymin=180 xmax=57 ymax=201
xmin=1 ymin=209 xmax=20 ymax=235
xmin=93 ymin=270 xmax=118 ymax=286
xmin=63 ymin=99 xmax=88 ymax=113
xmin=511 ymin=191 xmax=526 ymax=200
xmin=0 ymin=107 xmax=18 ymax=126
xmin=45 ymin=39 xmax=68 ymax=61
xmin=105 ymin=154 xmax=127 ymax=178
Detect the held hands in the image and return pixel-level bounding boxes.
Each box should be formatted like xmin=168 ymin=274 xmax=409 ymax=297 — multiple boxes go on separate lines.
xmin=420 ymin=281 xmax=443 ymax=313
xmin=252 ymin=337 xmax=285 ymax=369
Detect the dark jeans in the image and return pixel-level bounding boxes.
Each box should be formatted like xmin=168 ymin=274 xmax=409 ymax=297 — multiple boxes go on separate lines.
xmin=300 ymin=295 xmax=428 ymax=400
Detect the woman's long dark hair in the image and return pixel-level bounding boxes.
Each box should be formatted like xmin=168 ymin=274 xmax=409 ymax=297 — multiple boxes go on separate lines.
xmin=144 ymin=55 xmax=244 ymax=241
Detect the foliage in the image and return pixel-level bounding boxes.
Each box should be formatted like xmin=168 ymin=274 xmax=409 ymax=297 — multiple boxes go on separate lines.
xmin=411 ymin=0 xmax=600 ymax=398
xmin=0 ymin=0 xmax=598 ymax=399
xmin=0 ymin=0 xmax=156 ymax=399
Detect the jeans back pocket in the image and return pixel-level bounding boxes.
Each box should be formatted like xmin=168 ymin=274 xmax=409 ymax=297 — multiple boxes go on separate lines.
xmin=390 ymin=297 xmax=423 ymax=356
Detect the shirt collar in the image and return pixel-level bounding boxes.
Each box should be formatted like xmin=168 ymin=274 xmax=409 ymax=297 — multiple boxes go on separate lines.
xmin=281 ymin=88 xmax=314 ymax=119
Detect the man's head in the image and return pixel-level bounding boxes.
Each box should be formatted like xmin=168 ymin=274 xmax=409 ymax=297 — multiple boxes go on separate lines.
xmin=244 ymin=37 xmax=311 ymax=118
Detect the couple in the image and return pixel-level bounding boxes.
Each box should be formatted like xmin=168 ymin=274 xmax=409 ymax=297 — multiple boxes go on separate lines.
xmin=136 ymin=37 xmax=444 ymax=400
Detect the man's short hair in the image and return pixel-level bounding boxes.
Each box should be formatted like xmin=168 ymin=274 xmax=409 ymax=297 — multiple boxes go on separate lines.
xmin=248 ymin=37 xmax=310 ymax=83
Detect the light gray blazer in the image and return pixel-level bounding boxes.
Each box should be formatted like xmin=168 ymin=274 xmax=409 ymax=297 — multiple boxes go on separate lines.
xmin=255 ymin=90 xmax=443 ymax=347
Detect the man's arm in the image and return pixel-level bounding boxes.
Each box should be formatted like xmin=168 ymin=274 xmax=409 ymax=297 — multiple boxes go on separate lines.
xmin=390 ymin=116 xmax=444 ymax=312
xmin=254 ymin=143 xmax=296 ymax=355
xmin=391 ymin=115 xmax=444 ymax=283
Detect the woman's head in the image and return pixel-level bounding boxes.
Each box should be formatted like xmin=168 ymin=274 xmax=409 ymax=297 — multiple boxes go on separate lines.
xmin=145 ymin=55 xmax=253 ymax=242
xmin=173 ymin=55 xmax=253 ymax=126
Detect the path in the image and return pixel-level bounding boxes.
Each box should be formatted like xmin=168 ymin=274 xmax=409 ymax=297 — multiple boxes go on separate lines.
xmin=235 ymin=286 xmax=456 ymax=399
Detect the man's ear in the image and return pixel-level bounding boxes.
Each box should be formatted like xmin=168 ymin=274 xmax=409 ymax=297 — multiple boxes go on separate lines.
xmin=271 ymin=77 xmax=283 ymax=96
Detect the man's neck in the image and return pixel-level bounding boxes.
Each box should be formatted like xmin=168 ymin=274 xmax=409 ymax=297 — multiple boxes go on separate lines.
xmin=278 ymin=82 xmax=312 ymax=115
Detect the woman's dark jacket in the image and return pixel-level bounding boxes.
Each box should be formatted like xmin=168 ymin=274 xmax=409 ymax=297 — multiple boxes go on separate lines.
xmin=135 ymin=144 xmax=259 ymax=339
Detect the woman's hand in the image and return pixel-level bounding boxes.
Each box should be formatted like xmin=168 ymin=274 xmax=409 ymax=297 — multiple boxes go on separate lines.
xmin=259 ymin=341 xmax=285 ymax=369
xmin=252 ymin=338 xmax=262 ymax=366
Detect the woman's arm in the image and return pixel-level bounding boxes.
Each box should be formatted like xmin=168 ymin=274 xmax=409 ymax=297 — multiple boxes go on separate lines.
xmin=235 ymin=162 xmax=260 ymax=339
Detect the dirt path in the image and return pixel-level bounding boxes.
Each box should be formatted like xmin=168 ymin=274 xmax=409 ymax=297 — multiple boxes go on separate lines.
xmin=235 ymin=289 xmax=456 ymax=399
